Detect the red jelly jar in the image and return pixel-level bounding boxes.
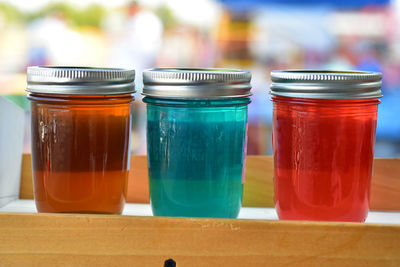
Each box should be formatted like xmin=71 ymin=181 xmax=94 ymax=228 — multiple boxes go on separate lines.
xmin=270 ymin=70 xmax=382 ymax=222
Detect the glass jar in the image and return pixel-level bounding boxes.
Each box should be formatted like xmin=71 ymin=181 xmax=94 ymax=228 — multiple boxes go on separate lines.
xmin=142 ymin=68 xmax=252 ymax=218
xmin=270 ymin=70 xmax=382 ymax=222
xmin=26 ymin=67 xmax=135 ymax=214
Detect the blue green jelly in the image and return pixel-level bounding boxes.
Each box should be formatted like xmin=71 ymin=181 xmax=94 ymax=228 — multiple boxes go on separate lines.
xmin=144 ymin=97 xmax=250 ymax=218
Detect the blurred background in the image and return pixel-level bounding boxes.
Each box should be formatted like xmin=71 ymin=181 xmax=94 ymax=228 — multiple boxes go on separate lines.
xmin=0 ymin=0 xmax=399 ymax=157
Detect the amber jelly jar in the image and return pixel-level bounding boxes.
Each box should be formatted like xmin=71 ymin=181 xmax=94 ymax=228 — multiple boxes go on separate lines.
xmin=26 ymin=66 xmax=135 ymax=214
xmin=270 ymin=70 xmax=382 ymax=222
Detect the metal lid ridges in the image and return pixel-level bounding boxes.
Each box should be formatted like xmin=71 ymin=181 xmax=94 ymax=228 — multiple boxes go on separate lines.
xmin=142 ymin=68 xmax=252 ymax=99
xmin=270 ymin=70 xmax=382 ymax=99
xmin=26 ymin=66 xmax=136 ymax=95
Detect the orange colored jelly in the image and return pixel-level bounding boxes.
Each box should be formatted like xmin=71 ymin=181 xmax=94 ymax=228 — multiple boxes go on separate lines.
xmin=29 ymin=94 xmax=133 ymax=214
xmin=26 ymin=66 xmax=135 ymax=214
xmin=272 ymin=96 xmax=379 ymax=222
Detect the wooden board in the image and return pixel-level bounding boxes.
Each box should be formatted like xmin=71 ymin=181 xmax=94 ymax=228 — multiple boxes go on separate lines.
xmin=19 ymin=154 xmax=33 ymax=201
xmin=370 ymin=158 xmax=400 ymax=211
xmin=242 ymin=155 xmax=274 ymax=208
xmin=20 ymin=155 xmax=400 ymax=211
xmin=0 ymin=212 xmax=399 ymax=266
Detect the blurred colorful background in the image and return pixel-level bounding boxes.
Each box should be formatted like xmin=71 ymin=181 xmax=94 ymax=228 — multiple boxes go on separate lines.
xmin=0 ymin=0 xmax=399 ymax=156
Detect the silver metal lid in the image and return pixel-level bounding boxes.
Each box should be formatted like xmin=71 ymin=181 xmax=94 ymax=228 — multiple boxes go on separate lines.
xmin=270 ymin=70 xmax=382 ymax=99
xmin=26 ymin=66 xmax=135 ymax=95
xmin=142 ymin=68 xmax=252 ymax=99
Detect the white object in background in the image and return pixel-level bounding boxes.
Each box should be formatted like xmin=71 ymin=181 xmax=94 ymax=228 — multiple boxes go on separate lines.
xmin=0 ymin=97 xmax=24 ymax=208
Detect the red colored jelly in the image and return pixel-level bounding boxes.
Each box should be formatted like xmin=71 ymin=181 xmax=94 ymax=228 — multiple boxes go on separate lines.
xmin=272 ymin=96 xmax=379 ymax=222
xmin=270 ymin=70 xmax=382 ymax=222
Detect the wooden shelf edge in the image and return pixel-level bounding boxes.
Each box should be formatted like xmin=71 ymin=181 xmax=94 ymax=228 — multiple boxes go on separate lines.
xmin=0 ymin=212 xmax=399 ymax=266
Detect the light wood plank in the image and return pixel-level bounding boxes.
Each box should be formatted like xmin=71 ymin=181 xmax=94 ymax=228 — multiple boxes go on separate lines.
xmin=126 ymin=155 xmax=149 ymax=203
xmin=19 ymin=154 xmax=33 ymax=200
xmin=242 ymin=156 xmax=274 ymax=208
xmin=370 ymin=158 xmax=400 ymax=211
xmin=0 ymin=213 xmax=399 ymax=266
xmin=20 ymin=154 xmax=400 ymax=211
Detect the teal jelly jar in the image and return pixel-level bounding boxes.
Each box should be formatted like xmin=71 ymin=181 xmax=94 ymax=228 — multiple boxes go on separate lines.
xmin=142 ymin=68 xmax=252 ymax=218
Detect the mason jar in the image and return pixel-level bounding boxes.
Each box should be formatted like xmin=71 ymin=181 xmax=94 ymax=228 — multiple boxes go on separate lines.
xmin=26 ymin=66 xmax=135 ymax=214
xmin=143 ymin=68 xmax=251 ymax=218
xmin=270 ymin=70 xmax=382 ymax=222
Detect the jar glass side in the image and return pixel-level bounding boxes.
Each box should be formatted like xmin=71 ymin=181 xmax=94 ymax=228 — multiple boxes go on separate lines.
xmin=144 ymin=97 xmax=250 ymax=218
xmin=29 ymin=93 xmax=134 ymax=214
xmin=272 ymin=95 xmax=380 ymax=222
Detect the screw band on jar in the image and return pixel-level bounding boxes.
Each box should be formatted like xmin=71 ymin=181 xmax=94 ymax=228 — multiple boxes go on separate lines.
xmin=26 ymin=66 xmax=135 ymax=95
xmin=270 ymin=70 xmax=382 ymax=99
xmin=142 ymin=68 xmax=252 ymax=99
